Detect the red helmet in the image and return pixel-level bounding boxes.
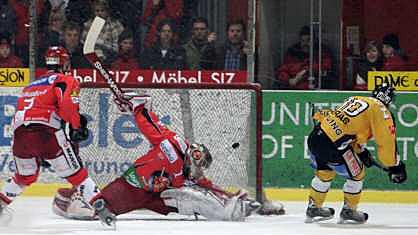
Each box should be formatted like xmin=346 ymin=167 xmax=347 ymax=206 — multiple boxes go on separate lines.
xmin=45 ymin=46 xmax=70 ymax=67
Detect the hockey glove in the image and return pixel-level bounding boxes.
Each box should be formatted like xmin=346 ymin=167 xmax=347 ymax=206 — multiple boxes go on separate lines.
xmin=358 ymin=148 xmax=373 ymax=168
xmin=70 ymin=114 xmax=89 ymax=142
xmin=388 ymin=161 xmax=407 ymax=184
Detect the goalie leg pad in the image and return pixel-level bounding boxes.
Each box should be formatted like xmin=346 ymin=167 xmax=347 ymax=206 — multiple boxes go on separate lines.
xmin=77 ymin=177 xmax=100 ymax=203
xmin=52 ymin=187 xmax=96 ymax=220
xmin=161 ymin=187 xmax=247 ymax=221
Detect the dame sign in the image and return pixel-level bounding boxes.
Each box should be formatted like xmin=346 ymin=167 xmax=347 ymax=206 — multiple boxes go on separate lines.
xmin=368 ymin=71 xmax=418 ymax=91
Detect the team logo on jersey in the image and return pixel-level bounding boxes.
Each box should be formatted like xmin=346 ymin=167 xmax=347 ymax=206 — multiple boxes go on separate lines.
xmin=70 ymin=90 xmax=80 ymax=97
xmin=160 ymin=139 xmax=178 ymax=163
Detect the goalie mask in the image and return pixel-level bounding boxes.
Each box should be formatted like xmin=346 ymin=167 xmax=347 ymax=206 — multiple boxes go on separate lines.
xmin=184 ymin=143 xmax=213 ymax=179
xmin=372 ymin=83 xmax=395 ymax=106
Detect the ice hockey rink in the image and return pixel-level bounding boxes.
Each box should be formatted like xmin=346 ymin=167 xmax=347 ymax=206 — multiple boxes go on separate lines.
xmin=1 ymin=197 xmax=418 ymax=235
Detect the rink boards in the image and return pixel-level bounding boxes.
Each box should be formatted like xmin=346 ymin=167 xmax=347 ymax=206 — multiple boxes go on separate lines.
xmin=1 ymin=88 xmax=417 ymax=203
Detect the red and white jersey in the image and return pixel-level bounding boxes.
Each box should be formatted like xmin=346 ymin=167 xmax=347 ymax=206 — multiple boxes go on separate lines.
xmin=132 ymin=108 xmax=189 ymax=189
xmin=13 ymin=72 xmax=81 ymax=130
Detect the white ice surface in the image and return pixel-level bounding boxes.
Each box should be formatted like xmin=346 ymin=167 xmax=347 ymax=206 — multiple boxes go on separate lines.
xmin=1 ymin=197 xmax=418 ymax=235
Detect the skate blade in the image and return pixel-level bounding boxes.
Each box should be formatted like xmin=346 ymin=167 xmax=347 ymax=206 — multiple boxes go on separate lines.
xmin=337 ymin=218 xmax=366 ymax=224
xmin=100 ymin=219 xmax=116 ymax=230
xmin=305 ymin=215 xmax=334 ymax=223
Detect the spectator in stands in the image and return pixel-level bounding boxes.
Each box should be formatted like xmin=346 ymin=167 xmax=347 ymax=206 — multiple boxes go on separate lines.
xmin=0 ymin=33 xmax=23 ymax=67
xmin=353 ymin=41 xmax=383 ymax=90
xmin=0 ymin=0 xmax=17 ymax=38
xmin=108 ymin=0 xmax=143 ymax=55
xmin=45 ymin=6 xmax=67 ymax=48
xmin=61 ymin=21 xmax=90 ymax=68
xmin=215 ymin=19 xmax=249 ymax=70
xmin=142 ymin=0 xmax=183 ymax=48
xmin=140 ymin=19 xmax=187 ymax=70
xmin=111 ymin=29 xmax=140 ymax=70
xmin=65 ymin=0 xmax=92 ymax=25
xmin=381 ymin=33 xmax=408 ymax=71
xmin=82 ymin=0 xmax=124 ymax=65
xmin=10 ymin=0 xmax=50 ymax=66
xmin=183 ymin=17 xmax=217 ymax=70
xmin=276 ymin=25 xmax=333 ymax=90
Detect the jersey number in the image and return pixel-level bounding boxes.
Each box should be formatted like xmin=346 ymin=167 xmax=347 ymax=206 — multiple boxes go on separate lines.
xmin=23 ymin=98 xmax=35 ymax=110
xmin=339 ymin=98 xmax=369 ymax=117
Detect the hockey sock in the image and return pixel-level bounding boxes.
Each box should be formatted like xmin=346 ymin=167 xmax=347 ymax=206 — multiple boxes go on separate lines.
xmin=309 ymin=175 xmax=333 ymax=207
xmin=343 ymin=192 xmax=361 ymax=210
xmin=0 ymin=177 xmax=26 ymax=204
xmin=343 ymin=179 xmax=362 ymax=210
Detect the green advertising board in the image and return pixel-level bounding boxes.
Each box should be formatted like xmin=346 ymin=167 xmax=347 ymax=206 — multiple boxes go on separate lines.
xmin=262 ymin=91 xmax=418 ymax=190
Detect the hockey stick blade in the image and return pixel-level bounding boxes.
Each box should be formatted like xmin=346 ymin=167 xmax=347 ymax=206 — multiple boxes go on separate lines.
xmin=83 ymin=16 xmax=125 ymax=99
xmin=83 ymin=17 xmax=105 ymax=55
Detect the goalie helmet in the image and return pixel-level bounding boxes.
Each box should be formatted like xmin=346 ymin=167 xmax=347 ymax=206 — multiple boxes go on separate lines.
xmin=184 ymin=143 xmax=213 ymax=180
xmin=187 ymin=143 xmax=213 ymax=169
xmin=45 ymin=46 xmax=71 ymax=72
xmin=371 ymin=83 xmax=395 ymax=106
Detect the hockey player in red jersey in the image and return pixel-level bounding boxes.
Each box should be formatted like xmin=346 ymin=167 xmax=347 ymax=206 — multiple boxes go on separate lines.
xmin=52 ymin=92 xmax=260 ymax=223
xmin=0 ymin=46 xmax=113 ymax=226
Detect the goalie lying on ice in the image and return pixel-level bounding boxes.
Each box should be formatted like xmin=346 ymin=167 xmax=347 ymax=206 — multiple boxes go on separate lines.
xmin=52 ymin=92 xmax=260 ymax=222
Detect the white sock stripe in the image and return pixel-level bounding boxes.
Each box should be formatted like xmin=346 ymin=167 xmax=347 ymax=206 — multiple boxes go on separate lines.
xmin=343 ymin=179 xmax=363 ymax=194
xmin=311 ymin=176 xmax=331 ymax=193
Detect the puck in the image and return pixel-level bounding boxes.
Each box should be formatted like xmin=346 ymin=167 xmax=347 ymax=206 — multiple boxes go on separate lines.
xmin=232 ymin=143 xmax=240 ymax=149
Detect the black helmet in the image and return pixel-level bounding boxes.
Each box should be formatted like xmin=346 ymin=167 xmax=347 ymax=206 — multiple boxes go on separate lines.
xmin=372 ymin=83 xmax=395 ymax=106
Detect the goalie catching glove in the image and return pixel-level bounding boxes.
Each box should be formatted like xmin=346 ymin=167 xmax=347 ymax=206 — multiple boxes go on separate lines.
xmin=113 ymin=91 xmax=151 ymax=113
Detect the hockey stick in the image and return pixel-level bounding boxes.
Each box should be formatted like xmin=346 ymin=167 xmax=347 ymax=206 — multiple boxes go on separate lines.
xmin=83 ymin=17 xmax=125 ymax=100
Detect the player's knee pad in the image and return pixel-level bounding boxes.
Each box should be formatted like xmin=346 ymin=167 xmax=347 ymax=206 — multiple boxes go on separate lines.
xmin=14 ymin=157 xmax=39 ymax=186
xmin=52 ymin=129 xmax=83 ymax=177
xmin=343 ymin=179 xmax=363 ymax=194
xmin=49 ymin=153 xmax=82 ymax=179
xmin=311 ymin=176 xmax=332 ymax=193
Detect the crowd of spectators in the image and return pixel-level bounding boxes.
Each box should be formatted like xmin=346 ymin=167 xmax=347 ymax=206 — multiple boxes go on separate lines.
xmin=0 ymin=0 xmax=249 ymax=72
xmin=352 ymin=33 xmax=409 ymax=90
xmin=0 ymin=0 xmax=414 ymax=90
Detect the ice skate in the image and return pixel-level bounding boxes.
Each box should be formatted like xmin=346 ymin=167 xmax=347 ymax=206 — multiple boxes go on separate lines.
xmin=305 ymin=199 xmax=335 ymax=223
xmin=243 ymin=199 xmax=262 ymax=217
xmin=338 ymin=205 xmax=368 ymax=224
xmin=92 ymin=199 xmax=116 ymax=229
xmin=257 ymin=200 xmax=285 ymax=215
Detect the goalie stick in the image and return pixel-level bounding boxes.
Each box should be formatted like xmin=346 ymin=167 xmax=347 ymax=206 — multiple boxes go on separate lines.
xmin=83 ymin=16 xmax=131 ymax=111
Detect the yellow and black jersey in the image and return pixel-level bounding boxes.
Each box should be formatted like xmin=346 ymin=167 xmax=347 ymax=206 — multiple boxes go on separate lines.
xmin=313 ymin=96 xmax=398 ymax=167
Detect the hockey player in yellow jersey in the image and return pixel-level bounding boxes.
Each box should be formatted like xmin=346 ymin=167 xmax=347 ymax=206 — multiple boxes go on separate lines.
xmin=305 ymin=84 xmax=406 ymax=224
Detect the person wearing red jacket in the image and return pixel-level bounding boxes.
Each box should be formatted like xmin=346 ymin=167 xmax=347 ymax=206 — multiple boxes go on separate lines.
xmin=276 ymin=26 xmax=332 ymax=90
xmin=0 ymin=46 xmax=112 ymax=226
xmin=0 ymin=33 xmax=23 ymax=67
xmin=142 ymin=0 xmax=183 ymax=48
xmin=381 ymin=33 xmax=408 ymax=71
